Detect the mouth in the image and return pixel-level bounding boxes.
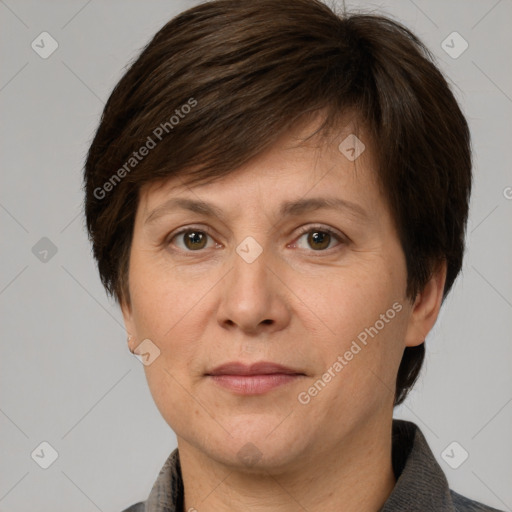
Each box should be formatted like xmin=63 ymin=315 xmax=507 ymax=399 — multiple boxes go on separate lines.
xmin=205 ymin=361 xmax=306 ymax=395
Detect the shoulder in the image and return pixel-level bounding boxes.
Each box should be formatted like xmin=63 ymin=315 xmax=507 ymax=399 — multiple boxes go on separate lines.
xmin=119 ymin=449 xmax=182 ymax=512
xmin=386 ymin=420 xmax=505 ymax=512
xmin=451 ymin=490 xmax=505 ymax=512
xmin=121 ymin=502 xmax=145 ymax=512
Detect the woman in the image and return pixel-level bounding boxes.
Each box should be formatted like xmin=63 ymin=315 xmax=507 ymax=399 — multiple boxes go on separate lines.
xmin=83 ymin=1 xmax=502 ymax=510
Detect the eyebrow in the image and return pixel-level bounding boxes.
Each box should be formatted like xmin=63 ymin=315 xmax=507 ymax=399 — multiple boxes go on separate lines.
xmin=144 ymin=196 xmax=368 ymax=226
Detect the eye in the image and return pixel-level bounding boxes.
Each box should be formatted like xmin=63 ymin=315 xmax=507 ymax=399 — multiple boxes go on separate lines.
xmin=168 ymin=227 xmax=218 ymax=252
xmin=166 ymin=225 xmax=347 ymax=254
xmin=292 ymin=225 xmax=345 ymax=251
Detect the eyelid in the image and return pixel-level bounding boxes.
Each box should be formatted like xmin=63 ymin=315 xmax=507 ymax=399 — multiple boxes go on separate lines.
xmin=293 ymin=223 xmax=346 ymax=240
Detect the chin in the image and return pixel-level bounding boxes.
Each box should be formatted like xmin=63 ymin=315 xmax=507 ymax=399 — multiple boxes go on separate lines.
xmin=199 ymin=418 xmax=313 ymax=474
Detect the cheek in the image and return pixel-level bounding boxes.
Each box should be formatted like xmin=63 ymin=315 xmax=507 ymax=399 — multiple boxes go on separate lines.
xmin=143 ymin=364 xmax=203 ymax=438
xmin=293 ymin=258 xmax=407 ymax=397
xmin=295 ymin=259 xmax=404 ymax=344
xmin=297 ymin=306 xmax=407 ymax=429
xmin=129 ymin=248 xmax=211 ymax=339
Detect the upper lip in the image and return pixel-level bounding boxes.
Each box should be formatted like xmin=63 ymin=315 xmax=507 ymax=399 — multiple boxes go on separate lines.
xmin=206 ymin=362 xmax=305 ymax=376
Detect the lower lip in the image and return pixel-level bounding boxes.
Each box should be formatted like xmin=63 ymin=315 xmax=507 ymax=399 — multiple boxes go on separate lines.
xmin=208 ymin=374 xmax=302 ymax=394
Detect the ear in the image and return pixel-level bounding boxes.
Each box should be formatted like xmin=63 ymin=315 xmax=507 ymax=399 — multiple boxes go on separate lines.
xmin=404 ymin=260 xmax=447 ymax=348
xmin=120 ymin=297 xmax=138 ymax=352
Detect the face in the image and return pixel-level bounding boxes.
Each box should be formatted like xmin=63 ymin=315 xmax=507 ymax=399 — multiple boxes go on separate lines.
xmin=122 ymin=118 xmax=442 ymax=473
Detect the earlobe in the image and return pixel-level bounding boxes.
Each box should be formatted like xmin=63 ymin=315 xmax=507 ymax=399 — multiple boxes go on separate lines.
xmin=404 ymin=260 xmax=447 ymax=348
xmin=120 ymin=298 xmax=137 ymax=351
xmin=127 ymin=335 xmax=136 ymax=353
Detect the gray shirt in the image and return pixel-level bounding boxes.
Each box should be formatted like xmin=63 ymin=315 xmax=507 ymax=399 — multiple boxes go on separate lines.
xmin=122 ymin=419 xmax=504 ymax=512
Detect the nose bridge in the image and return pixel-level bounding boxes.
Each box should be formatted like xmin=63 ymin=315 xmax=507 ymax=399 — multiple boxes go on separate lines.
xmin=231 ymin=235 xmax=273 ymax=308
xmin=217 ymin=233 xmax=289 ymax=332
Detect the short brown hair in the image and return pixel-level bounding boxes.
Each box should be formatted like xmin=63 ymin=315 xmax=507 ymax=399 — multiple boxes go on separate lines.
xmin=83 ymin=0 xmax=472 ymax=405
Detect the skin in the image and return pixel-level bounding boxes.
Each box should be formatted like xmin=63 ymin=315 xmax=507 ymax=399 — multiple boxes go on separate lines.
xmin=121 ymin=117 xmax=446 ymax=512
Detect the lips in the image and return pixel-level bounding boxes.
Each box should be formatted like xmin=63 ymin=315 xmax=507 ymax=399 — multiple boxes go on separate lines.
xmin=206 ymin=361 xmax=304 ymax=376
xmin=206 ymin=362 xmax=305 ymax=395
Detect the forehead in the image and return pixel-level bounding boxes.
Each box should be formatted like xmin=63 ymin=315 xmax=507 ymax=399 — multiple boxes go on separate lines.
xmin=137 ymin=117 xmax=381 ymax=223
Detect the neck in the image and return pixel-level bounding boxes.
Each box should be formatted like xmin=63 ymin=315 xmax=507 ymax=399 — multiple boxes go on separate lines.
xmin=178 ymin=415 xmax=396 ymax=512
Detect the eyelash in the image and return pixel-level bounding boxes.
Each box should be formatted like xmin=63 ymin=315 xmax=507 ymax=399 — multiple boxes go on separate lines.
xmin=165 ymin=224 xmax=348 ymax=256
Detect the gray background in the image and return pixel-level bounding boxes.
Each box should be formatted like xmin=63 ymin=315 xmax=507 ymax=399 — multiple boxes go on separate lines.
xmin=1 ymin=0 xmax=511 ymax=511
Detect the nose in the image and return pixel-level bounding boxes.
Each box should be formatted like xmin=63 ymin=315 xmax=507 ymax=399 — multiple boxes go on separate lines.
xmin=216 ymin=242 xmax=291 ymax=336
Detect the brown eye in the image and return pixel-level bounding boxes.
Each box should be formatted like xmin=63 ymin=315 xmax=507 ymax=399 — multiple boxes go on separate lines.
xmin=182 ymin=231 xmax=208 ymax=250
xmin=169 ymin=229 xmax=214 ymax=251
xmin=292 ymin=226 xmax=344 ymax=252
xmin=307 ymin=230 xmax=331 ymax=250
